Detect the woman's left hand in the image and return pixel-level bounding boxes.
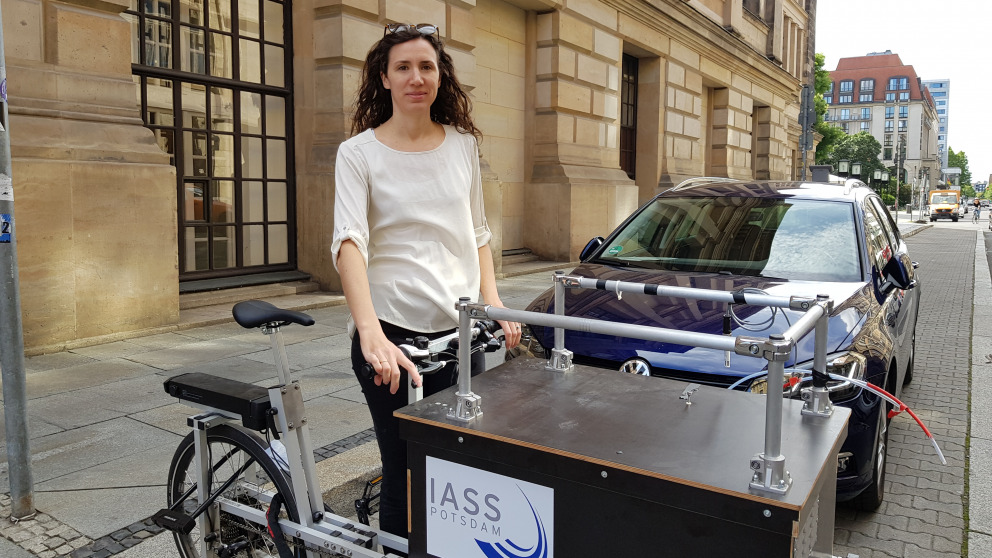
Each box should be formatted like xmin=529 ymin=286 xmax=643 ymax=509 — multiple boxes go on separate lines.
xmin=489 ymin=301 xmax=522 ymax=350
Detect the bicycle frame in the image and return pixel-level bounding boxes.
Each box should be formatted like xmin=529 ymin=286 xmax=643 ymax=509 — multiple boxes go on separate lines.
xmin=182 ymin=324 xmax=408 ymax=558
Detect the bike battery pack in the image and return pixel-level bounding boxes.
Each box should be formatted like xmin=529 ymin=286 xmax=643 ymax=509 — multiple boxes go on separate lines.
xmin=164 ymin=373 xmax=272 ymax=431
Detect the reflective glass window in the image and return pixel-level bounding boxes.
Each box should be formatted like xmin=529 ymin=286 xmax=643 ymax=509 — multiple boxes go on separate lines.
xmin=126 ymin=0 xmax=293 ymax=278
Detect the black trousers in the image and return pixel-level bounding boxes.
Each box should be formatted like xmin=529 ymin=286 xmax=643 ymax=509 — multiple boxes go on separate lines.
xmin=350 ymin=321 xmax=485 ymax=553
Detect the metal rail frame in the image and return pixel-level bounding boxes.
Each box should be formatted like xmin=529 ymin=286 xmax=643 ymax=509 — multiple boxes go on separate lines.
xmin=452 ymin=272 xmax=835 ymax=496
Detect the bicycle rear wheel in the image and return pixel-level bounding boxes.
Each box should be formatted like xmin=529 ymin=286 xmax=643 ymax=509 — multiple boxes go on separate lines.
xmin=167 ymin=424 xmax=303 ymax=558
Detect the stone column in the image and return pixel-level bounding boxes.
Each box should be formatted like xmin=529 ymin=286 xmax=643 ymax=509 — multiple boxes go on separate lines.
xmin=710 ymin=87 xmax=754 ymax=179
xmin=753 ymin=106 xmax=772 ymax=179
xmin=527 ymin=10 xmax=636 ymax=261
xmin=658 ymin=55 xmax=705 ymax=189
xmin=3 ymin=0 xmax=178 ymax=350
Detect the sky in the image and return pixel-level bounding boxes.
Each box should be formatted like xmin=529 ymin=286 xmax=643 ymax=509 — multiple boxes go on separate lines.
xmin=815 ymin=0 xmax=991 ymax=184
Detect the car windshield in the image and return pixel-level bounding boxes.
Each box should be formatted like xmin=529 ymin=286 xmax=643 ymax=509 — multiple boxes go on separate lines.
xmin=595 ymin=197 xmax=862 ymax=282
xmin=931 ymin=195 xmax=957 ymax=204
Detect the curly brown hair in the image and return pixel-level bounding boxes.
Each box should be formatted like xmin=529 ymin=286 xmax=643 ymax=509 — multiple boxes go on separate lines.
xmin=350 ymin=29 xmax=481 ymax=142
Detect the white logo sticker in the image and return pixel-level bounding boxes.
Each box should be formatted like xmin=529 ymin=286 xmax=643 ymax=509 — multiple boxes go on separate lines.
xmin=426 ymin=457 xmax=554 ymax=558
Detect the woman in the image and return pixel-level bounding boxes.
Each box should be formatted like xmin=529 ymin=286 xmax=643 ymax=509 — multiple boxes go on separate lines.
xmin=330 ymin=23 xmax=521 ymax=549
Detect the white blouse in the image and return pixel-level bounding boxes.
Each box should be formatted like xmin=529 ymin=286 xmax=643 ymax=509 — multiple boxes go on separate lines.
xmin=331 ymin=125 xmax=492 ymax=334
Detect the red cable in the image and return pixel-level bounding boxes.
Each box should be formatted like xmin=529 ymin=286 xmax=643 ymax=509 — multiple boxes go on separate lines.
xmin=864 ymin=380 xmax=945 ymax=464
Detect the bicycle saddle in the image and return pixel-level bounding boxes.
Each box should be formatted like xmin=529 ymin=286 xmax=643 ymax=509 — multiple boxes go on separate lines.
xmin=232 ymin=299 xmax=316 ymax=329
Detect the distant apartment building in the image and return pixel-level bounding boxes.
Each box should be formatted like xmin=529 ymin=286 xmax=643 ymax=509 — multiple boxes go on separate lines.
xmin=921 ymin=79 xmax=950 ymax=170
xmin=825 ymin=51 xmax=940 ymax=185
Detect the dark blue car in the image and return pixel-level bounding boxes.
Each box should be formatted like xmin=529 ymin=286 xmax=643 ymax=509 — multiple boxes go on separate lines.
xmin=520 ymin=178 xmax=920 ymax=510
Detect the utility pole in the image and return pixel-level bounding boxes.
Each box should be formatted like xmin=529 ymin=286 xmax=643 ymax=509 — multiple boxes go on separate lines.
xmin=0 ymin=1 xmax=37 ymax=520
xmin=893 ymin=136 xmax=903 ymax=223
xmin=799 ymin=85 xmax=815 ymax=180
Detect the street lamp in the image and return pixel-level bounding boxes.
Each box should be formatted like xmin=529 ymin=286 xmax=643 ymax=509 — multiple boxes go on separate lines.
xmin=851 ymin=162 xmax=862 ymax=179
xmin=838 ymin=160 xmax=850 ymax=177
xmin=871 ymin=169 xmax=882 ymax=192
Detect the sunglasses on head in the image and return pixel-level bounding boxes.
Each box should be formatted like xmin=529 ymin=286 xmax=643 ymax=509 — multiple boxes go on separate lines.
xmin=383 ymin=23 xmax=439 ymax=38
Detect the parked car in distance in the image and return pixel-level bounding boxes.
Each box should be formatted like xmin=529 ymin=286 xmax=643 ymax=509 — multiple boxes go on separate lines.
xmin=519 ymin=178 xmax=920 ymax=511
xmin=928 ymin=189 xmax=960 ymax=222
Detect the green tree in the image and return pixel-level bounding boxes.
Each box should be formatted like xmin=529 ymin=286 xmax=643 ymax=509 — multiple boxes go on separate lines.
xmin=813 ymin=53 xmax=832 ymax=95
xmin=947 ymin=148 xmax=972 ymax=186
xmin=812 ymin=53 xmax=844 ymax=162
xmin=819 ymin=132 xmax=884 ymax=189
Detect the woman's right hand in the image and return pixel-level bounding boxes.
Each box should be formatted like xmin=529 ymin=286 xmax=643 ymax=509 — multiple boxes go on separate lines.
xmin=361 ymin=333 xmax=421 ymax=394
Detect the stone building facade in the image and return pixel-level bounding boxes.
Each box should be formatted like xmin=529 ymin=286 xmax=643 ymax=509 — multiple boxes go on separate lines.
xmin=1 ymin=0 xmax=812 ymax=350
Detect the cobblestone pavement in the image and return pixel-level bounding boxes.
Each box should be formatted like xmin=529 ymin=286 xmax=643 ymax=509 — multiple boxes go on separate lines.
xmin=832 ymin=227 xmax=973 ymax=557
xmin=0 ymin=430 xmax=377 ymax=557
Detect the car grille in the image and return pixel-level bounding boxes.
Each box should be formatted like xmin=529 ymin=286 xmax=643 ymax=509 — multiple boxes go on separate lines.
xmin=571 ymin=354 xmax=746 ymax=389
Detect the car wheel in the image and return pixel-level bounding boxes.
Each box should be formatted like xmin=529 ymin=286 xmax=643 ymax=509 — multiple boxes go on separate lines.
xmin=952 ymin=216 xmax=958 ymax=222
xmin=852 ymin=400 xmax=889 ymax=511
xmin=903 ymin=332 xmax=915 ymax=386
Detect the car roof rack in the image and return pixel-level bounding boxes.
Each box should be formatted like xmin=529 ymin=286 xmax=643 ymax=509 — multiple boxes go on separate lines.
xmin=671 ymin=177 xmax=739 ymax=191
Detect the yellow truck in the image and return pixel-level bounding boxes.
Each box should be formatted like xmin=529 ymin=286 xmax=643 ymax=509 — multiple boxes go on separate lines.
xmin=929 ymin=190 xmax=961 ymax=222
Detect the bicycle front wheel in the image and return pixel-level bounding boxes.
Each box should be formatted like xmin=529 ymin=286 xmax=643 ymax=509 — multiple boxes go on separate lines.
xmin=167 ymin=424 xmax=303 ymax=558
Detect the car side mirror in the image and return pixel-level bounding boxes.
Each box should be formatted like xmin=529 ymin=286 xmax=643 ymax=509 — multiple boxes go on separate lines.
xmin=580 ymin=237 xmax=604 ymax=261
xmin=881 ymin=250 xmax=916 ymax=291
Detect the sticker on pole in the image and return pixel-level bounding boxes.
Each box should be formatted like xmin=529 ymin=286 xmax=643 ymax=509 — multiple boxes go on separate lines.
xmin=0 ymin=214 xmax=12 ymax=243
xmin=426 ymin=456 xmax=554 ymax=558
xmin=0 ymin=174 xmax=12 ymax=201
xmin=1 ymin=78 xmax=6 ymax=102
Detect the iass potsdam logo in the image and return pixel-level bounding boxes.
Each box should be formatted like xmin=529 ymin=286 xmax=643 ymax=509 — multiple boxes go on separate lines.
xmin=425 ymin=457 xmax=554 ymax=558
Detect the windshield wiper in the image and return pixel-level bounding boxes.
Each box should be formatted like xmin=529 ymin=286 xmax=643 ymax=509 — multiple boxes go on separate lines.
xmin=601 ymin=259 xmax=651 ymax=269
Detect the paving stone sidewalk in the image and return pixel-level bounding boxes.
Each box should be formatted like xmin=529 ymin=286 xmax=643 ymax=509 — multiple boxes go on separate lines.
xmin=832 ymin=227 xmax=973 ymax=558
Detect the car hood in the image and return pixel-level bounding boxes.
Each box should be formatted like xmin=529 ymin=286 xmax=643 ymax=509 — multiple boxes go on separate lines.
xmin=524 ymin=264 xmax=870 ymax=382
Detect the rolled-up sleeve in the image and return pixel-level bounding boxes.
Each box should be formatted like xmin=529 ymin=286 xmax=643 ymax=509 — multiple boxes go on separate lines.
xmin=331 ymin=141 xmax=371 ymax=270
xmin=469 ymin=138 xmax=492 ymax=248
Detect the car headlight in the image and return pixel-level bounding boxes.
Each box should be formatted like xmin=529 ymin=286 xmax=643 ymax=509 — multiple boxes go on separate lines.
xmin=747 ymin=352 xmax=866 ymax=402
xmin=796 ymin=351 xmax=867 ymax=402
xmin=748 ymin=370 xmax=806 ymax=398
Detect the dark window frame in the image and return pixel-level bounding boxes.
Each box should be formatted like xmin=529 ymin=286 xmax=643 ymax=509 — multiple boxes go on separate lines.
xmin=620 ymin=53 xmax=638 ymax=180
xmin=125 ymin=0 xmax=297 ymax=281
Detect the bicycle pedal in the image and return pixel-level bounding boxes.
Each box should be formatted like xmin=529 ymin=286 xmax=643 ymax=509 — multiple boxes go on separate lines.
xmin=152 ymin=508 xmax=196 ymax=534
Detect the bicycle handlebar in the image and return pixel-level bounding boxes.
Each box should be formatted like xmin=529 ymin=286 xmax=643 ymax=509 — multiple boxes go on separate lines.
xmin=359 ymin=320 xmax=504 ymax=381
